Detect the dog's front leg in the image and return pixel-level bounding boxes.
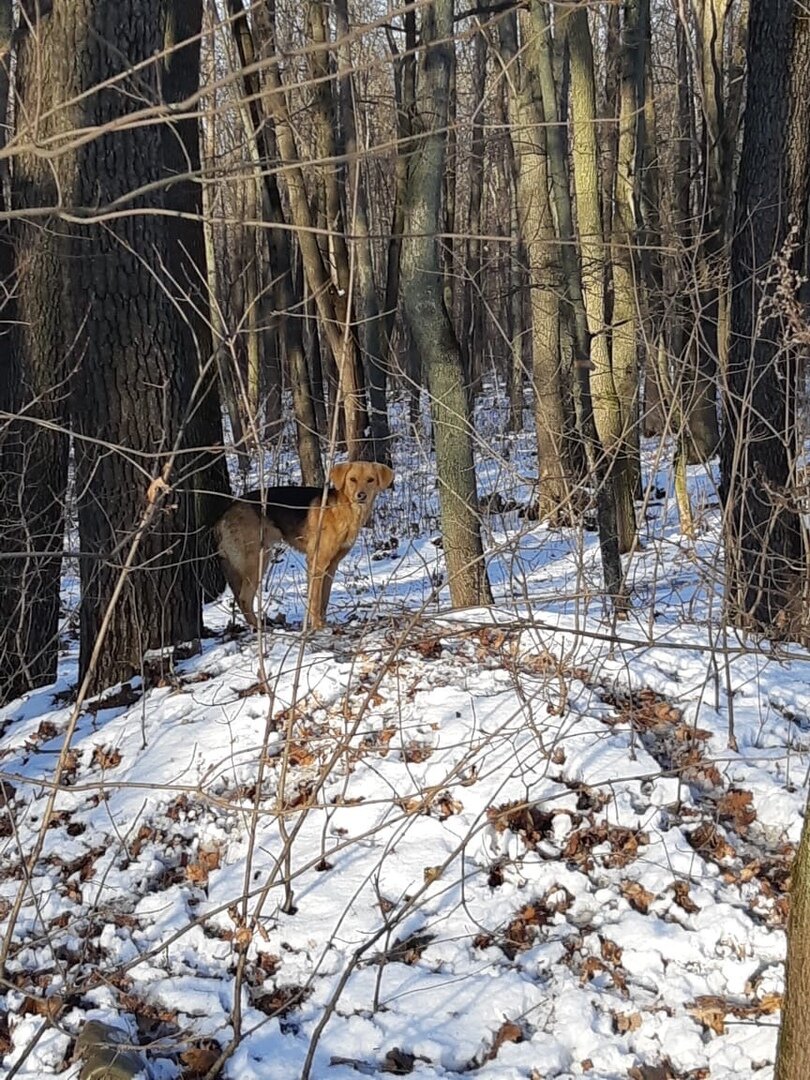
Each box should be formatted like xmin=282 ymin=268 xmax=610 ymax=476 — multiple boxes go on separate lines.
xmin=306 ymin=558 xmax=328 ymax=630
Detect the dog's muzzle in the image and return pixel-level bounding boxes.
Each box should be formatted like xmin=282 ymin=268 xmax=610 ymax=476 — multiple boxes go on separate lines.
xmin=356 ymin=491 xmax=368 ymax=503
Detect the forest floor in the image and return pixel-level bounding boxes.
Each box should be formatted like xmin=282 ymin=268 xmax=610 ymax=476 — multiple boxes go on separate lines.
xmin=0 ymin=397 xmax=806 ymax=1079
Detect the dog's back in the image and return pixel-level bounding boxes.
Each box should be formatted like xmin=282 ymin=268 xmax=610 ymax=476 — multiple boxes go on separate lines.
xmin=236 ymin=486 xmax=337 ymax=552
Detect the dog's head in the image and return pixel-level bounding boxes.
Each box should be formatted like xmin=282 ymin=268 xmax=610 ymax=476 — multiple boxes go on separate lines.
xmin=330 ymin=461 xmax=394 ymax=506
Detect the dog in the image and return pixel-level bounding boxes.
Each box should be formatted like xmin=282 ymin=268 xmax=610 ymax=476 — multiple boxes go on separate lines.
xmin=212 ymin=461 xmax=394 ymax=630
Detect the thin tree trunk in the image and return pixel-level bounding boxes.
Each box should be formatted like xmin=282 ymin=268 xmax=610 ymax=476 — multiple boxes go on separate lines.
xmin=461 ymin=22 xmax=487 ymax=396
xmin=497 ymin=9 xmax=570 ymax=522
xmin=530 ymin=0 xmax=631 ymax=574
xmin=567 ymin=4 xmax=625 ymax=487
xmin=401 ymin=0 xmax=492 ymax=609
xmin=639 ymin=34 xmax=667 ymax=437
xmin=252 ymin=1 xmax=369 ymax=459
xmin=335 ymin=0 xmax=392 ymax=465
xmin=228 ymin=0 xmax=324 ymax=483
xmin=611 ymin=0 xmax=645 ymax=498
xmin=383 ymin=11 xmax=416 ymax=404
xmin=686 ymin=0 xmax=724 ymax=460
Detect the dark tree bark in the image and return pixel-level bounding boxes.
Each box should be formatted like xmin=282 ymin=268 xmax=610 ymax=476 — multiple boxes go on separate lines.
xmin=401 ymin=0 xmax=492 ymax=610
xmin=720 ymin=0 xmax=806 ymax=635
xmin=383 ymin=10 xmax=417 ymax=419
xmin=460 ymin=20 xmax=487 ymax=397
xmin=0 ymin=0 xmax=69 ymax=704
xmin=161 ymin=0 xmax=231 ymax=601
xmin=61 ymin=0 xmax=201 ymax=688
xmin=687 ymin=0 xmax=726 ymax=462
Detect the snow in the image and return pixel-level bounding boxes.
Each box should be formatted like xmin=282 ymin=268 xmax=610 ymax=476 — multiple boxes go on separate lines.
xmin=0 ymin=411 xmax=806 ymax=1078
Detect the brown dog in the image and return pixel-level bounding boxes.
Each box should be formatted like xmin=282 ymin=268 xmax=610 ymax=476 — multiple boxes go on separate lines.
xmin=212 ymin=461 xmax=394 ymax=630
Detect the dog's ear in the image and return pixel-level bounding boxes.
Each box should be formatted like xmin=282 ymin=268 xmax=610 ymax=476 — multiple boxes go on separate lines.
xmin=329 ymin=462 xmax=352 ymax=490
xmin=374 ymin=463 xmax=394 ymax=490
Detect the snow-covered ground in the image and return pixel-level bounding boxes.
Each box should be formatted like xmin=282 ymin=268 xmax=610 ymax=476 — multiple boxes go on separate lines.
xmin=0 ymin=401 xmax=806 ymax=1078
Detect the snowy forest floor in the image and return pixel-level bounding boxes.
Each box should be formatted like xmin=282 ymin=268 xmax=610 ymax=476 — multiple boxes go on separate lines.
xmin=0 ymin=395 xmax=806 ymax=1079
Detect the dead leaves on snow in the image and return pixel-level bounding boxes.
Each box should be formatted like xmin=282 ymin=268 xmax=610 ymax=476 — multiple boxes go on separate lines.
xmin=687 ymin=991 xmax=782 ymax=1036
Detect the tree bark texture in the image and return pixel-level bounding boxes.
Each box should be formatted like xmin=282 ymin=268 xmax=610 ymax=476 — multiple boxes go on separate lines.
xmin=0 ymin=0 xmax=69 ymax=704
xmin=335 ymin=0 xmax=392 ymax=465
xmin=611 ymin=0 xmax=645 ymax=498
xmin=401 ymin=0 xmax=492 ymax=610
xmin=497 ymin=10 xmax=570 ymax=522
xmin=527 ymin=1 xmax=628 ymax=586
xmin=56 ymin=0 xmax=201 ymax=688
xmin=720 ymin=0 xmax=804 ymax=634
xmin=685 ymin=0 xmax=724 ymax=460
xmin=776 ymin=790 xmax=810 ymax=1080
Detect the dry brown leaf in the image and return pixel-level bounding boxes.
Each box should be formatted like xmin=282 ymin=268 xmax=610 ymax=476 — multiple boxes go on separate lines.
xmin=688 ymin=995 xmax=727 ymax=1035
xmin=21 ymin=994 xmax=62 ymax=1020
xmin=91 ymin=745 xmax=122 ymax=770
xmin=717 ymin=789 xmax=757 ymax=830
xmin=181 ymin=1046 xmax=221 ymax=1078
xmin=613 ymin=1011 xmax=642 ymax=1035
xmin=672 ymin=880 xmax=700 ymax=913
xmin=481 ymin=1020 xmax=523 ymax=1063
xmin=621 ymin=879 xmax=655 ymax=914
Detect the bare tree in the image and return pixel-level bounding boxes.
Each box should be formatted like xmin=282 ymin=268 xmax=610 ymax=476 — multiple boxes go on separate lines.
xmin=401 ymin=0 xmax=492 ymax=609
xmin=720 ymin=0 xmax=807 ymax=635
xmin=65 ymin=0 xmax=201 ymax=687
xmin=496 ymin=8 xmax=571 ymax=521
xmin=0 ymin=0 xmax=68 ymax=704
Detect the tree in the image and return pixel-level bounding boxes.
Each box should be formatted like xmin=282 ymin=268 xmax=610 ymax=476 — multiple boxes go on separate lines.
xmin=401 ymin=0 xmax=492 ymax=609
xmin=253 ymin=0 xmax=370 ymax=460
xmin=566 ymin=0 xmax=636 ymax=549
xmin=63 ymin=0 xmax=202 ymax=687
xmin=335 ymin=0 xmax=392 ymax=464
xmin=227 ymin=0 xmax=324 ymax=485
xmin=0 ymin=0 xmax=68 ymax=704
xmin=720 ymin=0 xmax=806 ymax=635
xmin=496 ymin=9 xmax=571 ymax=522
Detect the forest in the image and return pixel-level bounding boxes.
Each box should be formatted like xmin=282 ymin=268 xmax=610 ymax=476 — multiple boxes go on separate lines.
xmin=1 ymin=0 xmax=810 ymax=1077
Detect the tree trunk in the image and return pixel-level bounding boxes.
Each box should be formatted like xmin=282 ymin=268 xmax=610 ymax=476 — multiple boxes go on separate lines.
xmin=529 ymin=0 xmax=631 ymax=576
xmin=611 ymin=0 xmax=645 ymax=498
xmin=335 ymin=0 xmax=392 ymax=465
xmin=720 ymin=0 xmax=804 ymax=635
xmin=777 ymin=788 xmax=810 ymax=1079
xmin=567 ymin=3 xmax=630 ymax=508
xmin=639 ymin=36 xmax=667 ymax=437
xmin=228 ymin=0 xmax=324 ymax=484
xmin=401 ymin=0 xmax=492 ymax=609
xmin=461 ymin=22 xmax=487 ymax=396
xmin=0 ymin=0 xmax=68 ymax=704
xmin=53 ymin=0 xmax=201 ymax=688
xmin=383 ymin=11 xmax=416 ymax=406
xmin=686 ymin=0 xmax=725 ymax=460
xmin=252 ymin=1 xmax=369 ymax=459
xmin=497 ymin=9 xmax=570 ymax=522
